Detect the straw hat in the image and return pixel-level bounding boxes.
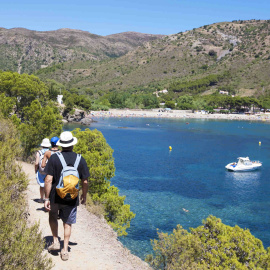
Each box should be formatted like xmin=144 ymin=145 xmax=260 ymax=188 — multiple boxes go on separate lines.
xmin=56 ymin=131 xmax=78 ymax=147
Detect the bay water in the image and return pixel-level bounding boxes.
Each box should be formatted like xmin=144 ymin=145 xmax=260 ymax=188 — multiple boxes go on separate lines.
xmin=64 ymin=117 xmax=270 ymax=259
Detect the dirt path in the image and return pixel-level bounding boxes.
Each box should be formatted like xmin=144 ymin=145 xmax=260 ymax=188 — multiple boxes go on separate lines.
xmin=21 ymin=161 xmax=151 ymax=270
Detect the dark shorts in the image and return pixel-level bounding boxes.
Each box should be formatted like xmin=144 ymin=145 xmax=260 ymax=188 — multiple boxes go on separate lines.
xmin=49 ymin=202 xmax=77 ymax=224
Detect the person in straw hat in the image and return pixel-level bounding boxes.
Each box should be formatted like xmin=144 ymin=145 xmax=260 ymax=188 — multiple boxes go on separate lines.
xmin=44 ymin=131 xmax=89 ymax=261
xmin=35 ymin=138 xmax=51 ymax=203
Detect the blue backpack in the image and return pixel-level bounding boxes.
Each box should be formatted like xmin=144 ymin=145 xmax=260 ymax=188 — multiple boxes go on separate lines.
xmin=55 ymin=152 xmax=82 ymax=201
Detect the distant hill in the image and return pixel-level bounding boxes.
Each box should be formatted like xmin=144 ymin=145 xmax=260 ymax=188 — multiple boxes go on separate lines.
xmin=34 ymin=19 xmax=270 ymax=97
xmin=0 ymin=27 xmax=163 ymax=74
xmin=1 ymin=20 xmax=270 ymax=97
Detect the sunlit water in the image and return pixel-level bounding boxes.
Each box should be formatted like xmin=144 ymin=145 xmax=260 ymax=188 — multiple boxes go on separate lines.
xmin=64 ymin=117 xmax=270 ymax=259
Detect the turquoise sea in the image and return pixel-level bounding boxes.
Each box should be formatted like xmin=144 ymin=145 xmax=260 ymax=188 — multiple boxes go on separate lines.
xmin=64 ymin=117 xmax=270 ymax=259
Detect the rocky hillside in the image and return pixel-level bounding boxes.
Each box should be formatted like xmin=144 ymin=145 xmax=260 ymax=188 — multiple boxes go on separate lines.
xmin=0 ymin=27 xmax=163 ymax=74
xmin=1 ymin=20 xmax=270 ymax=97
xmin=35 ymin=19 xmax=270 ymax=97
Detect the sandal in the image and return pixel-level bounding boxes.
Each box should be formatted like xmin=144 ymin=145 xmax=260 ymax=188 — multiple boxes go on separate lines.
xmin=48 ymin=242 xmax=60 ymax=251
xmin=60 ymin=249 xmax=69 ymax=261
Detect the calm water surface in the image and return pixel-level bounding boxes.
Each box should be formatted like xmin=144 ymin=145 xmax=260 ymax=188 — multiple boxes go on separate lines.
xmin=64 ymin=117 xmax=270 ymax=259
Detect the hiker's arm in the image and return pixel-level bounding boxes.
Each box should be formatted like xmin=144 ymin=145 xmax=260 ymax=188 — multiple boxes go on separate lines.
xmin=44 ymin=175 xmax=53 ymax=198
xmin=80 ymin=179 xmax=88 ymax=205
xmin=41 ymin=152 xmax=49 ymax=168
xmin=44 ymin=175 xmax=53 ymax=210
xmin=35 ymin=152 xmax=39 ymax=173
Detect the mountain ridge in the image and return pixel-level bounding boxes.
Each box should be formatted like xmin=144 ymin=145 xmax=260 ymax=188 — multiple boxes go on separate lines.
xmin=34 ymin=20 xmax=270 ymax=97
xmin=0 ymin=27 xmax=164 ymax=74
xmin=1 ymin=20 xmax=269 ymax=97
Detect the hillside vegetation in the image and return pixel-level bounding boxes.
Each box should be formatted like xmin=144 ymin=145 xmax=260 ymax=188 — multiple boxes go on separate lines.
xmin=0 ymin=27 xmax=163 ymax=74
xmin=0 ymin=71 xmax=135 ymax=236
xmin=0 ymin=116 xmax=52 ymax=269
xmin=146 ymin=216 xmax=270 ymax=270
xmin=33 ymin=20 xmax=270 ymax=98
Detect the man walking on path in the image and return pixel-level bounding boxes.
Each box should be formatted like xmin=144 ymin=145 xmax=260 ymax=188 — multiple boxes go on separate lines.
xmin=44 ymin=131 xmax=89 ymax=261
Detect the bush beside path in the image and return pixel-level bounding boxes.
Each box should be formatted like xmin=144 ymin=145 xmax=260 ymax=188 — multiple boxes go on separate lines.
xmin=21 ymin=161 xmax=151 ymax=270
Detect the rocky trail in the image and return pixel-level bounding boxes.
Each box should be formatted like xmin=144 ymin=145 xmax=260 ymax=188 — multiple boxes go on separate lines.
xmin=21 ymin=161 xmax=151 ymax=270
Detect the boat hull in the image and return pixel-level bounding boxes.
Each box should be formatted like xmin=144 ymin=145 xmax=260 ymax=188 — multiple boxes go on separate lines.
xmin=225 ymin=163 xmax=262 ymax=172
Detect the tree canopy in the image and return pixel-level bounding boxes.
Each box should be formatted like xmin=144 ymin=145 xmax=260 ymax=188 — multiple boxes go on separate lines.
xmin=0 ymin=71 xmax=63 ymax=157
xmin=146 ymin=216 xmax=270 ymax=269
xmin=72 ymin=128 xmax=135 ymax=236
xmin=0 ymin=71 xmax=48 ymax=114
xmin=169 ymin=74 xmax=221 ymax=94
xmin=0 ymin=71 xmax=135 ymax=238
xmin=19 ymin=100 xmax=62 ymax=157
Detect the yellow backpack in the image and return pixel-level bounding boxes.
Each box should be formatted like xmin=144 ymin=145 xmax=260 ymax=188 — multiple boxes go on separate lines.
xmin=55 ymin=152 xmax=81 ymax=201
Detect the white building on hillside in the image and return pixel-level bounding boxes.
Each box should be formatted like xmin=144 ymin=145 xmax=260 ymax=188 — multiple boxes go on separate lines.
xmin=219 ymin=90 xmax=229 ymax=95
xmin=159 ymin=89 xmax=168 ymax=94
xmin=153 ymin=89 xmax=168 ymax=97
xmin=57 ymin=95 xmax=63 ymax=104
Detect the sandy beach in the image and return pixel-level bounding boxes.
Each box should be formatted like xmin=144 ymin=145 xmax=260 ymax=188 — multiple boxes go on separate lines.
xmin=89 ymin=109 xmax=270 ymax=122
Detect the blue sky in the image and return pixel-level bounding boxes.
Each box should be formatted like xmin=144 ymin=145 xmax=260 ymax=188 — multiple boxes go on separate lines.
xmin=1 ymin=0 xmax=269 ymax=36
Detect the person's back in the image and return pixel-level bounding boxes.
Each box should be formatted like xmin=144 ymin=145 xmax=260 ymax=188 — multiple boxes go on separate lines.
xmin=35 ymin=138 xmax=51 ymax=203
xmin=44 ymin=131 xmax=89 ymax=261
xmin=41 ymin=136 xmax=60 ymax=169
xmin=46 ymin=150 xmax=88 ymax=206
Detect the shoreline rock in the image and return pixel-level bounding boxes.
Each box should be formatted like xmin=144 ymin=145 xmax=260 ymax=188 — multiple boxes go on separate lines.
xmin=63 ymin=108 xmax=95 ymax=125
xmin=80 ymin=117 xmax=94 ymax=125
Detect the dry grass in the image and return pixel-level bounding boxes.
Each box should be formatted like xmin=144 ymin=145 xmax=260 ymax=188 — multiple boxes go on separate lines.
xmin=85 ymin=195 xmax=105 ymax=218
xmin=237 ymin=88 xmax=257 ymax=97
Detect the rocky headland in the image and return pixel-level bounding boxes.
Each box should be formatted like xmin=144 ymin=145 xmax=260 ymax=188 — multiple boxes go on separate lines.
xmin=62 ymin=108 xmax=95 ymax=125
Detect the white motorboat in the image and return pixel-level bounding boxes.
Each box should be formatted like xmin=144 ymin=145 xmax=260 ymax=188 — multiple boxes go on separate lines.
xmin=225 ymin=157 xmax=262 ymax=172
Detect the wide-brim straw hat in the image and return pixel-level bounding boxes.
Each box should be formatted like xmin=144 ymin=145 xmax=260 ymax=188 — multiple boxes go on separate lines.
xmin=40 ymin=138 xmax=51 ymax=148
xmin=56 ymin=131 xmax=78 ymax=147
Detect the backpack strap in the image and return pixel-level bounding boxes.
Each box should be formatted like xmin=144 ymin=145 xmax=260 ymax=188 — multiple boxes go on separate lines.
xmin=39 ymin=149 xmax=48 ymax=156
xmin=74 ymin=154 xmax=82 ymax=169
xmin=56 ymin=152 xmax=67 ymax=168
xmin=56 ymin=152 xmax=81 ymax=169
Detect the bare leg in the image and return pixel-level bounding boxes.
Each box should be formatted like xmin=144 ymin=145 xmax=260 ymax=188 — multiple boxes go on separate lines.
xmin=40 ymin=187 xmax=44 ymax=199
xmin=63 ymin=223 xmax=72 ymax=252
xmin=49 ymin=213 xmax=59 ymax=244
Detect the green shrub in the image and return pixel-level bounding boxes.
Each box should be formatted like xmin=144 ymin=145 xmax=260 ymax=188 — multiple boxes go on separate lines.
xmin=0 ymin=117 xmax=52 ymax=269
xmin=146 ymin=215 xmax=270 ymax=269
xmin=209 ymin=50 xmax=217 ymax=57
xmin=0 ymin=71 xmax=49 ymax=114
xmin=0 ymin=71 xmax=63 ymax=158
xmin=165 ymin=100 xmax=175 ymax=109
xmin=169 ymin=74 xmax=221 ymax=94
xmin=91 ymin=104 xmax=110 ymax=111
xmin=72 ymin=128 xmax=135 ymax=236
xmin=19 ymin=100 xmax=62 ymax=157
